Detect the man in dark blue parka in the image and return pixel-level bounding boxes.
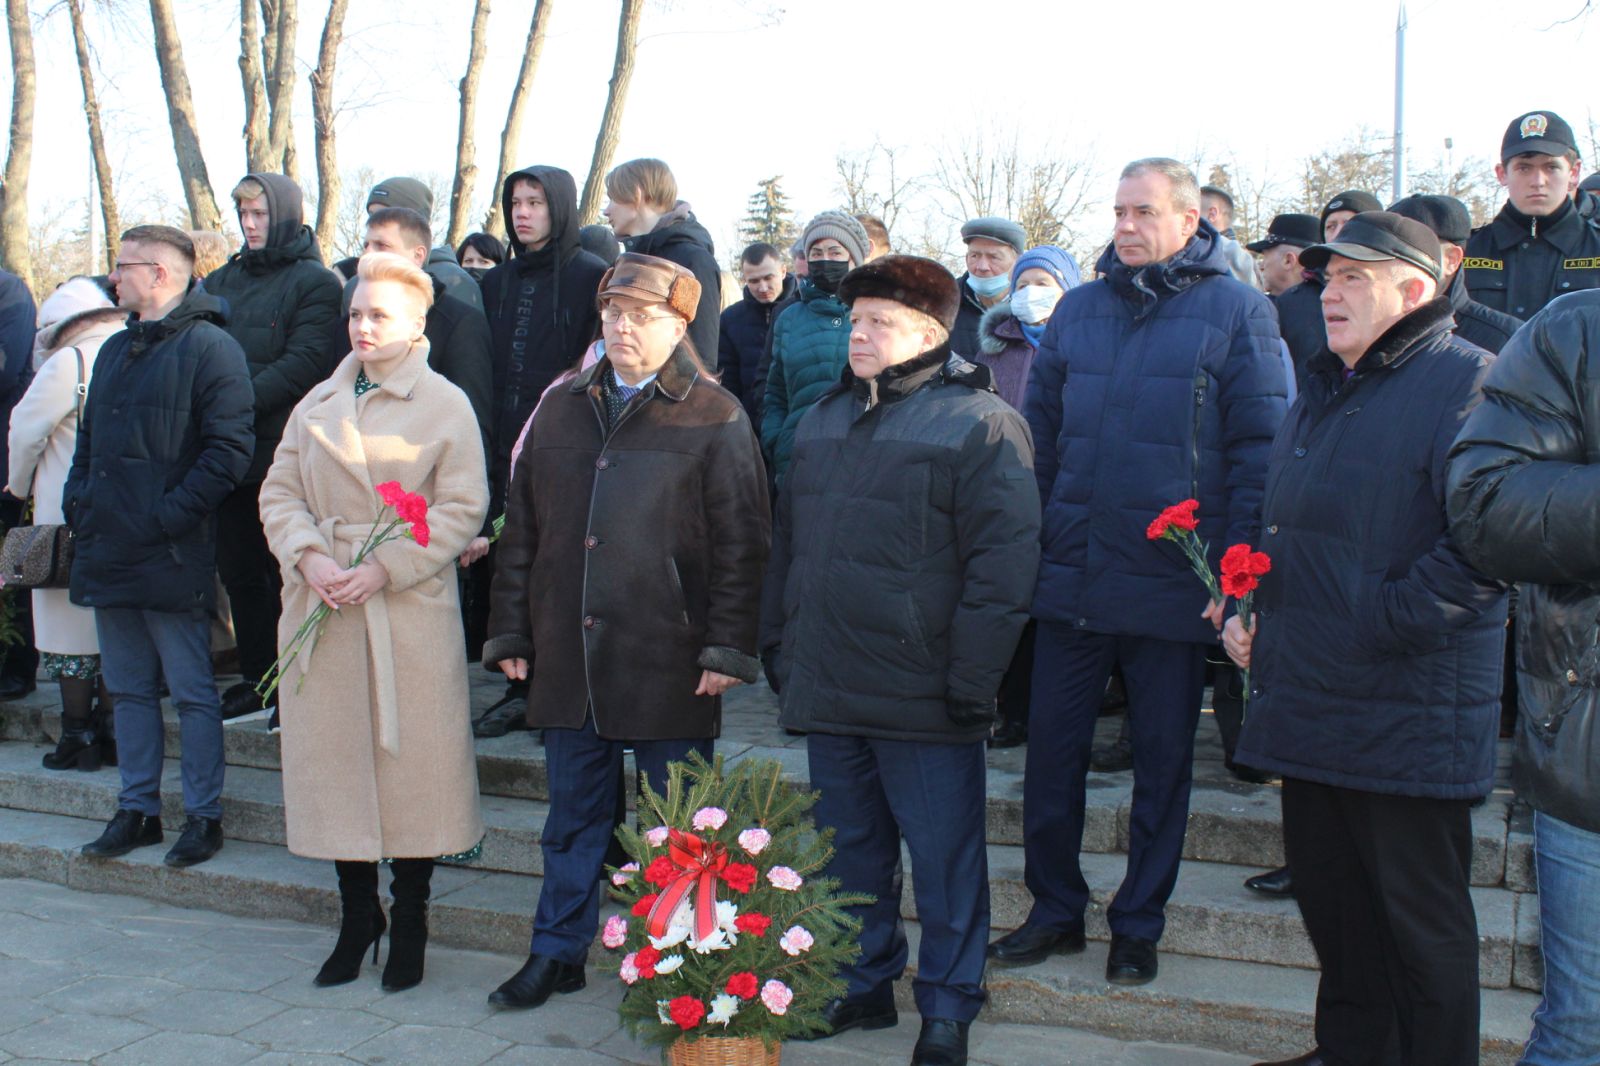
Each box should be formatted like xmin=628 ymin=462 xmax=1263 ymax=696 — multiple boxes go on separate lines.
xmin=1228 ymin=214 xmax=1507 ymax=1066
xmin=989 ymin=158 xmax=1286 ymax=986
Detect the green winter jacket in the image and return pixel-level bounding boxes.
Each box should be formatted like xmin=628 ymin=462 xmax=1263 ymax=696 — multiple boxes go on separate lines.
xmin=759 ymin=284 xmax=850 ymax=486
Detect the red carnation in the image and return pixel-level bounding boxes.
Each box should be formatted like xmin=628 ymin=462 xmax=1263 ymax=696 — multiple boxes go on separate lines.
xmin=632 ymin=893 xmax=659 ymax=916
xmin=1246 ymin=551 xmax=1272 ymax=577
xmin=1220 ymin=543 xmax=1253 ymax=573
xmin=720 ymin=862 xmax=757 ymax=894
xmin=376 ymin=481 xmax=405 ymax=508
xmin=1145 ymin=514 xmax=1171 ymax=540
xmin=635 ymin=945 xmax=662 ymax=979
xmin=1221 ymin=570 xmax=1258 ymax=598
xmin=644 ymin=856 xmax=678 ymax=888
xmin=734 ymin=912 xmax=771 ymax=937
xmin=1164 ymin=499 xmax=1200 ymax=531
xmin=725 ymin=972 xmax=759 ymax=1000
xmin=409 ymin=520 xmax=430 ymax=548
xmin=668 ymin=995 xmax=706 ymax=1030
xmin=396 ymin=492 xmax=428 ymax=525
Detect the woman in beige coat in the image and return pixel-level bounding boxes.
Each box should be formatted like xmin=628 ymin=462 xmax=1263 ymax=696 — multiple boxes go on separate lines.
xmin=7 ymin=278 xmax=124 ymax=771
xmin=260 ymin=253 xmax=488 ymax=994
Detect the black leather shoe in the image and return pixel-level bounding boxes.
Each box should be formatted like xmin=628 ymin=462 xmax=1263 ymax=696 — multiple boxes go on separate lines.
xmin=487 ymin=954 xmax=585 ymax=1009
xmin=793 ymin=990 xmax=898 ymax=1040
xmin=1245 ymin=866 xmax=1294 ymax=898
xmin=911 ymin=1018 xmax=970 ymax=1065
xmin=1106 ymin=934 xmax=1158 ymax=985
xmin=1252 ymin=1052 xmax=1328 ymax=1066
xmin=163 ymin=816 xmax=223 ymax=867
xmin=220 ymin=682 xmax=270 ymax=724
xmin=1089 ymin=738 xmax=1133 ymax=773
xmin=82 ymin=809 xmax=163 ymax=857
xmin=987 ymin=921 xmax=1086 ymax=966
xmin=473 ymin=688 xmax=531 ymax=738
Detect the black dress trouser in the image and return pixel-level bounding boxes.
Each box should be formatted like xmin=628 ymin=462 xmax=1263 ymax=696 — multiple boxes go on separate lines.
xmin=1281 ymin=777 xmax=1480 ymax=1066
xmin=215 ymin=482 xmax=282 ymax=685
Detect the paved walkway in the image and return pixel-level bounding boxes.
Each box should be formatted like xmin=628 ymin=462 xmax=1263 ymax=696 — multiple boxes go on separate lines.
xmin=0 ymin=878 xmax=1254 ymax=1065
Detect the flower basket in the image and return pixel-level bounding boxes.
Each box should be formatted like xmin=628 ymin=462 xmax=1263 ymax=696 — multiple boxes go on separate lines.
xmin=603 ymin=751 xmax=873 ymax=1053
xmin=666 ymin=1034 xmax=781 ymax=1066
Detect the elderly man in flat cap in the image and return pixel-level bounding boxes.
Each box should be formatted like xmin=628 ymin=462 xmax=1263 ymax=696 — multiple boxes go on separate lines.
xmin=1228 ymin=213 xmax=1508 ymax=1066
xmin=761 ymin=255 xmax=1040 ymax=1066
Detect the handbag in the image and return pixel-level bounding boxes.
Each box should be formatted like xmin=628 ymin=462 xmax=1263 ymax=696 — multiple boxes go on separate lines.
xmin=0 ymin=347 xmax=85 ymax=591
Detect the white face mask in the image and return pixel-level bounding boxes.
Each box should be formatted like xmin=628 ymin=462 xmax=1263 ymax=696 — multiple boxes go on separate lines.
xmin=1010 ymin=284 xmax=1062 ymax=325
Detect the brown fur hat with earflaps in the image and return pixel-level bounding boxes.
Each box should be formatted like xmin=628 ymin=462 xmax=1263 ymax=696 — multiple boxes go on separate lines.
xmin=837 ymin=255 xmax=961 ymax=331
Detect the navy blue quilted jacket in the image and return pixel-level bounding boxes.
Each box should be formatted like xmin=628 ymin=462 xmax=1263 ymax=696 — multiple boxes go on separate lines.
xmin=1024 ymin=221 xmax=1287 ymax=645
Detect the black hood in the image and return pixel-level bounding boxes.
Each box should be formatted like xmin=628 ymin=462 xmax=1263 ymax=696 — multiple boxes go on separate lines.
xmin=626 ymin=201 xmax=716 ymax=260
xmin=242 ymin=172 xmax=306 ymax=250
xmin=501 ymin=165 xmax=581 ymax=261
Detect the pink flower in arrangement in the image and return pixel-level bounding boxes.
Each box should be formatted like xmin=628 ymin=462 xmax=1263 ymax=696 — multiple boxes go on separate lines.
xmin=611 ymin=862 xmax=639 ymax=887
xmin=691 ymin=807 xmax=728 ymax=831
xmin=766 ymin=866 xmax=804 ymax=891
xmin=645 ymin=826 xmax=670 ymax=848
xmin=619 ymin=952 xmax=640 ymax=985
xmin=602 ymin=915 xmax=629 ymax=949
xmin=778 ymin=925 xmax=815 ymax=956
xmin=737 ymin=828 xmax=772 ymax=855
xmin=760 ymin=979 xmax=794 ymax=1016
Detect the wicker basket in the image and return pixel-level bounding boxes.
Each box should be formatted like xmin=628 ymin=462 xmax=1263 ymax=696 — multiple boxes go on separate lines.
xmin=666 ymin=1035 xmax=781 ymax=1066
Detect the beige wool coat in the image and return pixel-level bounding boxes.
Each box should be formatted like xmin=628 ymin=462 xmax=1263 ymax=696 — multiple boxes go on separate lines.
xmin=260 ymin=341 xmax=489 ymax=861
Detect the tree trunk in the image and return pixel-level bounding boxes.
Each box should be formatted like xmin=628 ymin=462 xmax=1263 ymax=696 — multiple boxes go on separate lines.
xmin=446 ymin=0 xmax=491 ymax=250
xmin=68 ymin=0 xmax=119 ymax=271
xmin=149 ymin=0 xmax=223 ymax=231
xmin=264 ymin=0 xmax=298 ymax=180
xmin=0 ymin=0 xmax=33 ymax=290
xmin=239 ymin=0 xmax=271 ymax=172
xmin=309 ymin=0 xmax=348 ymax=262
xmin=577 ymin=0 xmax=643 ymax=225
xmin=482 ymin=0 xmax=554 ymax=237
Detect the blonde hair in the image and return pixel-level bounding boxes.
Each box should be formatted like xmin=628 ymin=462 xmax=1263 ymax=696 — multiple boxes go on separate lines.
xmin=605 ymin=158 xmax=677 ymax=210
xmin=187 ymin=231 xmax=231 ymax=278
xmin=230 ymin=177 xmax=266 ymax=204
xmin=356 ymin=252 xmax=435 ymax=314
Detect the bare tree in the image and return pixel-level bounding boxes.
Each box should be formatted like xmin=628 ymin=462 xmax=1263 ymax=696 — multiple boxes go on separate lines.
xmin=67 ymin=0 xmax=119 ymax=271
xmin=1 ymin=0 xmax=34 ymax=289
xmin=577 ymin=0 xmax=644 ymax=225
xmin=1298 ymin=129 xmax=1392 ymax=214
xmin=263 ymin=0 xmax=298 ymax=180
xmin=834 ymin=140 xmax=918 ymax=241
xmin=149 ymin=0 xmax=223 ymax=230
xmin=482 ymin=0 xmax=554 ymax=237
xmin=930 ymin=128 xmax=1100 ymax=255
xmin=446 ymin=0 xmax=492 ymax=249
xmin=239 ymin=0 xmax=271 ymax=171
xmin=1409 ymin=153 xmax=1500 ymax=228
xmin=309 ymin=0 xmax=348 ymax=261
xmin=334 ymin=164 xmax=377 ymax=259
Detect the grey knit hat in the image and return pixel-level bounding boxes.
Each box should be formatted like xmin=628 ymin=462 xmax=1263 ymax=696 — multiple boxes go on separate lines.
xmin=367 ymin=176 xmax=433 ymax=217
xmin=802 ymin=210 xmax=871 ymax=267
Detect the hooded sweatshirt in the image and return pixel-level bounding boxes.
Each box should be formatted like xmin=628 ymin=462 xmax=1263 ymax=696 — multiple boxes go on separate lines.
xmin=201 ymin=172 xmax=343 ymax=482
xmin=623 ymin=201 xmax=723 ymax=367
xmin=478 ymin=165 xmax=608 ymax=515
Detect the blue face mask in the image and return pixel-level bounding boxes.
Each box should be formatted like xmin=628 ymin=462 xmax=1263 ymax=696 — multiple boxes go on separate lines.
xmin=968 ymin=272 xmax=1010 ymax=300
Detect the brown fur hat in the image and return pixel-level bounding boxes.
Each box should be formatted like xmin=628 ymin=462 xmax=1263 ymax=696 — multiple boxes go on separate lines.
xmin=837 ymin=255 xmax=960 ymax=331
xmin=598 ymin=252 xmax=701 ymax=323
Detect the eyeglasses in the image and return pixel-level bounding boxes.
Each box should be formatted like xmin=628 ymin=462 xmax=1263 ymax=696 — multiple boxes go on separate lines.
xmin=112 ymin=261 xmax=160 ymax=271
xmin=600 ymin=307 xmax=678 ymax=327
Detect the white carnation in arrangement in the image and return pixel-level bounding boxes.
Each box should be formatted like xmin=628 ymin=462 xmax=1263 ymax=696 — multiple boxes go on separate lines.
xmin=707 ymin=993 xmax=741 ymax=1027
xmin=653 ymin=954 xmax=685 ymax=975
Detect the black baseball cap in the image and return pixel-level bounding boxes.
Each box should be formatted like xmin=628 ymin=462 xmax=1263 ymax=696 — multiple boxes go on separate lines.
xmin=1388 ymin=194 xmax=1472 ymax=246
xmin=1579 ymin=173 xmax=1600 ymax=193
xmin=1320 ymin=191 xmax=1383 ymax=235
xmin=1299 ymin=212 xmax=1442 ymax=282
xmin=1501 ymin=111 xmax=1577 ymax=162
xmin=1246 ymin=213 xmax=1321 ymax=253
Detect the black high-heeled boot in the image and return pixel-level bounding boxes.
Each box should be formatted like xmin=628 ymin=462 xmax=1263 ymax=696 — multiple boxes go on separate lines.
xmin=382 ymin=858 xmax=433 ymax=992
xmin=43 ymin=677 xmax=103 ymax=772
xmin=315 ymin=860 xmax=385 ymax=987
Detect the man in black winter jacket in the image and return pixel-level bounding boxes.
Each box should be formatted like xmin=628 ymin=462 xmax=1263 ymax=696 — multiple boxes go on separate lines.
xmin=1448 ymin=290 xmax=1600 ymax=1064
xmin=1390 ymin=195 xmax=1523 ymax=355
xmin=1228 ymin=214 xmax=1507 ymax=1066
xmin=1276 ymin=191 xmax=1383 ymax=387
xmin=718 ymin=242 xmax=794 ymax=422
xmin=68 ymin=226 xmax=254 ymax=870
xmin=201 ymin=173 xmax=343 ymax=723
xmin=762 ymin=256 xmax=1039 ymax=1066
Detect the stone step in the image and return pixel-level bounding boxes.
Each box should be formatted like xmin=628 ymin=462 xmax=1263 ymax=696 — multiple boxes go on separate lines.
xmin=0 ymin=806 xmax=1539 ymax=1065
xmin=0 ymin=700 xmax=1523 ymax=889
xmin=0 ymin=741 xmax=1537 ymax=991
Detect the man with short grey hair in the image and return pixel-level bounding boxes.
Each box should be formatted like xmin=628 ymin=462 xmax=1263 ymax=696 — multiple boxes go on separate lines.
xmin=1201 ymin=184 xmax=1263 ymax=289
xmin=950 ymin=216 xmax=1024 ymax=359
xmin=990 ymin=157 xmax=1286 ymax=986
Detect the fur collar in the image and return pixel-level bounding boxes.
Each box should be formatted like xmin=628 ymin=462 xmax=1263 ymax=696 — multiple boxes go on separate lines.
xmin=1307 ymin=296 xmax=1456 ymax=380
xmin=570 ymin=342 xmax=701 ymax=402
xmin=977 ymin=302 xmax=1023 ymax=355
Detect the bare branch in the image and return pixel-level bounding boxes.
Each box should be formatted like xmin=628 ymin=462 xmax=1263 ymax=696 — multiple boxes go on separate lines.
xmin=446 ymin=0 xmax=491 ymax=249
xmin=483 ymin=0 xmax=554 ymax=237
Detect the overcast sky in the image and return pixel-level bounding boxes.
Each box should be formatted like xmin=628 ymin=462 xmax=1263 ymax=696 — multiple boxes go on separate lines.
xmin=12 ymin=0 xmax=1597 ymax=259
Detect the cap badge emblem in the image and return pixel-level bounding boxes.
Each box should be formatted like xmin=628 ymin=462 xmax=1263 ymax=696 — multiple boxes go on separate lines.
xmin=1520 ymin=113 xmax=1549 ymax=139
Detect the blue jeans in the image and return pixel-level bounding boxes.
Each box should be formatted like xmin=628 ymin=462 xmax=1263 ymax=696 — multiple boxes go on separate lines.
xmin=530 ymin=714 xmax=712 ymax=964
xmin=95 ymin=608 xmax=224 ymax=821
xmin=1519 ymin=811 xmax=1600 ymax=1065
xmin=808 ymin=733 xmax=990 ymax=1023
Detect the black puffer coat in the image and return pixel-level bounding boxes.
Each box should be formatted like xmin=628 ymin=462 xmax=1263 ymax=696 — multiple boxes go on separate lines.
xmin=478 ymin=165 xmax=608 ymax=516
xmin=1234 ymin=298 xmax=1508 ymax=799
xmin=63 ymin=288 xmax=255 ymax=614
xmin=623 ymin=202 xmax=722 ymax=367
xmin=761 ymin=346 xmax=1041 ymax=743
xmin=201 ymin=173 xmax=343 ymax=483
xmin=483 ymin=346 xmax=770 ymax=741
xmin=719 ymin=275 xmax=797 ymax=421
xmin=1448 ymin=290 xmax=1600 ymax=832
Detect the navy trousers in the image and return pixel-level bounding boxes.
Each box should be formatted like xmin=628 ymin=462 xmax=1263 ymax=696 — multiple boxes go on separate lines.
xmin=530 ymin=714 xmax=712 ymax=964
xmin=1023 ymin=624 xmax=1207 ymax=941
xmin=808 ymin=732 xmax=989 ymax=1023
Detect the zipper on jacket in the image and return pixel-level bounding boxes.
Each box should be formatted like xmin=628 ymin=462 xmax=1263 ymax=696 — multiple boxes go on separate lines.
xmin=667 ymin=558 xmax=691 ymax=626
xmin=1190 ymin=370 xmax=1208 ymax=499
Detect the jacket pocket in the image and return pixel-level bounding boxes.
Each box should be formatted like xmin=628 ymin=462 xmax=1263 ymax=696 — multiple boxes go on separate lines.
xmin=667 ymin=558 xmax=691 ymax=626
